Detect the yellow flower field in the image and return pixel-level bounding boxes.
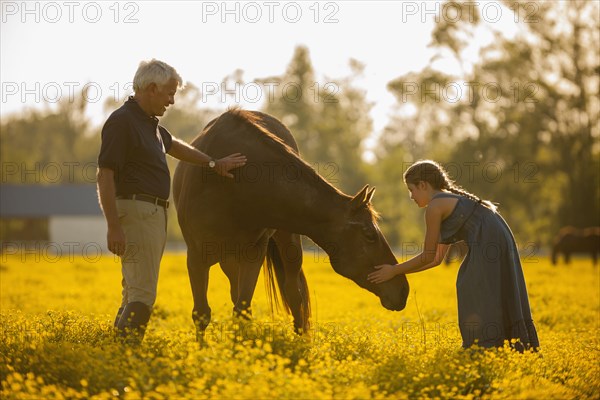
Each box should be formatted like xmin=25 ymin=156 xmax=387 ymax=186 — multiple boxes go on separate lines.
xmin=1 ymin=252 xmax=598 ymax=399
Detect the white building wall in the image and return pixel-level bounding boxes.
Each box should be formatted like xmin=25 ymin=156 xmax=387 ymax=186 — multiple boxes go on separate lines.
xmin=48 ymin=216 xmax=108 ymax=256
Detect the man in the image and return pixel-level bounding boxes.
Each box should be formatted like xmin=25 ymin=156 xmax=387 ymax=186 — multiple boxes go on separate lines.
xmin=97 ymin=59 xmax=246 ymax=344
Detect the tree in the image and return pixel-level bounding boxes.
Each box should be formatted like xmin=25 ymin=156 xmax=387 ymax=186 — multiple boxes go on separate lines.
xmin=258 ymin=46 xmax=373 ymax=194
xmin=381 ymin=0 xmax=599 ymax=246
xmin=1 ymin=86 xmax=98 ymax=184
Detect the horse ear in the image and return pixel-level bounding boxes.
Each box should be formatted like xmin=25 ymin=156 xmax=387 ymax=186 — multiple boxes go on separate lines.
xmin=351 ymin=185 xmax=370 ymax=210
xmin=366 ymin=186 xmax=376 ymax=203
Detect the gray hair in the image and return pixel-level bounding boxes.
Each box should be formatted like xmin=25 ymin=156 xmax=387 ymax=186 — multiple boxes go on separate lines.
xmin=133 ymin=59 xmax=184 ymax=92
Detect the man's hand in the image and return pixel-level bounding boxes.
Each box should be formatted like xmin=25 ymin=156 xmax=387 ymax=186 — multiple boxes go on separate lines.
xmin=168 ymin=140 xmax=247 ymax=178
xmin=367 ymin=264 xmax=399 ymax=284
xmin=214 ymin=153 xmax=247 ymax=178
xmin=107 ymin=224 xmax=127 ymax=257
xmin=97 ymin=167 xmax=127 ymax=256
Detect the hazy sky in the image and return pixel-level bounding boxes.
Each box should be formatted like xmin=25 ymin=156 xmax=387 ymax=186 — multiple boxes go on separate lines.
xmin=1 ymin=1 xmax=519 ymax=138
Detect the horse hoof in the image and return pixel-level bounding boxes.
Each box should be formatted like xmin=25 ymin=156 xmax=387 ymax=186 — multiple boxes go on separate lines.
xmin=233 ymin=307 xmax=252 ymax=320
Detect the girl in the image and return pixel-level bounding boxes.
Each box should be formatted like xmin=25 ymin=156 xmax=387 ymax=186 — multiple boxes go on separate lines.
xmin=367 ymin=160 xmax=539 ymax=351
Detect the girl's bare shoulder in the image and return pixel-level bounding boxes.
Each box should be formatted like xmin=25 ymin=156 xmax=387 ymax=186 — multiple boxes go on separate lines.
xmin=429 ymin=196 xmax=459 ymax=220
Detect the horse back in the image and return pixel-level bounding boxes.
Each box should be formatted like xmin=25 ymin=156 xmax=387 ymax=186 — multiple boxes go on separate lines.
xmin=553 ymin=226 xmax=600 ymax=253
xmin=172 ymin=109 xmax=300 ymax=238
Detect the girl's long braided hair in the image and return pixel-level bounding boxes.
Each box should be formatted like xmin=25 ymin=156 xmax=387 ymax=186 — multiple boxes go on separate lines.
xmin=404 ymin=160 xmax=497 ymax=212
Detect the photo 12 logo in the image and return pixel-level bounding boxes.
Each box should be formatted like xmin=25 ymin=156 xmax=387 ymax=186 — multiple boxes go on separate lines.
xmin=200 ymin=81 xmax=339 ymax=104
xmin=400 ymin=1 xmax=539 ymax=24
xmin=1 ymin=1 xmax=140 ymax=24
xmin=1 ymin=161 xmax=99 ymax=184
xmin=200 ymin=1 xmax=340 ymax=23
xmin=398 ymin=81 xmax=538 ymax=104
xmin=1 ymin=81 xmax=133 ymax=104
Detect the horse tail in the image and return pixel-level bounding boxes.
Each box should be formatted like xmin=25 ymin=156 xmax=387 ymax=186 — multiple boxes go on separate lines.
xmin=263 ymin=238 xmax=311 ymax=331
xmin=264 ymin=238 xmax=286 ymax=315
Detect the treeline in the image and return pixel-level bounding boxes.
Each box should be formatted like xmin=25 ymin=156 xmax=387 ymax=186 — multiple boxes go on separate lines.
xmin=2 ymin=0 xmax=598 ymax=249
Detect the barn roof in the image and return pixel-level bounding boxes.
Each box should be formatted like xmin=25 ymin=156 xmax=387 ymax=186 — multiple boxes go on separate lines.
xmin=0 ymin=185 xmax=103 ymax=217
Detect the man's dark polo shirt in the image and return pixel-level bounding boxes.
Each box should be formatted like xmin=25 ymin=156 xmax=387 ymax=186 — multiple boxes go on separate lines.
xmin=98 ymin=97 xmax=173 ymax=199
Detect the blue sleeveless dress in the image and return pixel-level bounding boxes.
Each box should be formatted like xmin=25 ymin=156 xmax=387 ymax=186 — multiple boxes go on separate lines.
xmin=434 ymin=192 xmax=539 ymax=351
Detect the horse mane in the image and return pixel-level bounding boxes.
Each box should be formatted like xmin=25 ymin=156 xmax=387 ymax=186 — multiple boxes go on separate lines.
xmin=224 ymin=107 xmax=347 ymax=195
xmin=215 ymin=107 xmax=381 ymax=222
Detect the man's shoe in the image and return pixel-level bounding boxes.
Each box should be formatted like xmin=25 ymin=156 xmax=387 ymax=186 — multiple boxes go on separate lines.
xmin=116 ymin=302 xmax=151 ymax=346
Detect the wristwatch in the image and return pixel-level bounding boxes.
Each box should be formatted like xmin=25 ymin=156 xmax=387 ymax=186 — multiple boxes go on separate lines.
xmin=208 ymin=158 xmax=216 ymax=168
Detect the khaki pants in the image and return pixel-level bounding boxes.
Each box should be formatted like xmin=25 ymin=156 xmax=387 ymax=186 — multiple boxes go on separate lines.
xmin=116 ymin=199 xmax=167 ymax=307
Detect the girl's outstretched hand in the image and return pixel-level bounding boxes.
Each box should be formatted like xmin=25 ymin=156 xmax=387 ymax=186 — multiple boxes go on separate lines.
xmin=368 ymin=264 xmax=398 ymax=284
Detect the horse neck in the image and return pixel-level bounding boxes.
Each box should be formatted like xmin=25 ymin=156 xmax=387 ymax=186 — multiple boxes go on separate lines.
xmin=260 ymin=173 xmax=348 ymax=239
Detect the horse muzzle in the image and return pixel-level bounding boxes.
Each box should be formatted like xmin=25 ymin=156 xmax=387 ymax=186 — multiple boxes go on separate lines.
xmin=380 ymin=294 xmax=408 ymax=311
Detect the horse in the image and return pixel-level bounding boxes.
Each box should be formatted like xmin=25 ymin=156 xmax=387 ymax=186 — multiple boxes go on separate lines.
xmin=551 ymin=226 xmax=600 ymax=265
xmin=172 ymin=109 xmax=409 ymax=339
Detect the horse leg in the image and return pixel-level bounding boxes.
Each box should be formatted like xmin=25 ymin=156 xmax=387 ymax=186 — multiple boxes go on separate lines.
xmin=272 ymin=230 xmax=310 ymax=334
xmin=226 ymin=236 xmax=269 ymax=319
xmin=219 ymin=261 xmax=240 ymax=306
xmin=187 ymin=246 xmax=213 ymax=342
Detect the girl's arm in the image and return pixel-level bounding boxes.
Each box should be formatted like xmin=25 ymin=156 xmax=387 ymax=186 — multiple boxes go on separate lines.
xmin=367 ymin=244 xmax=450 ymax=283
xmin=407 ymin=243 xmax=450 ymax=273
xmin=367 ymin=202 xmax=446 ymax=283
xmin=399 ymin=201 xmax=444 ymax=269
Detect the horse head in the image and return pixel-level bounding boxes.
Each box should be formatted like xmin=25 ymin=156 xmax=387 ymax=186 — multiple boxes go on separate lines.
xmin=323 ymin=185 xmax=409 ymax=311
